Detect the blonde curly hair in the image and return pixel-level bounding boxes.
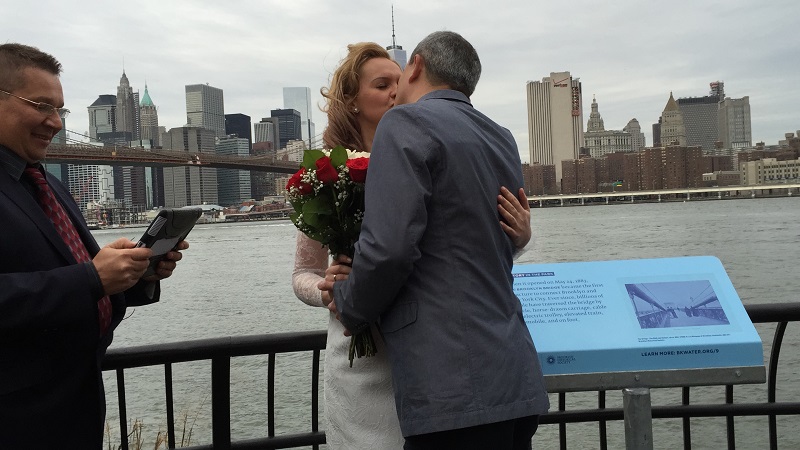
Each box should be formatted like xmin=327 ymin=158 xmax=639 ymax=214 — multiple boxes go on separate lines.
xmin=321 ymin=42 xmax=391 ymax=151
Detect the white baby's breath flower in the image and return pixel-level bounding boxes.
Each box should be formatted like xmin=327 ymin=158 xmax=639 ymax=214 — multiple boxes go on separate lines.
xmin=346 ymin=149 xmax=370 ymax=159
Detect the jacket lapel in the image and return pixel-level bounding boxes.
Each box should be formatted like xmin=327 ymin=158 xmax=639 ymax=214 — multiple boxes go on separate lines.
xmin=0 ymin=169 xmax=77 ymax=264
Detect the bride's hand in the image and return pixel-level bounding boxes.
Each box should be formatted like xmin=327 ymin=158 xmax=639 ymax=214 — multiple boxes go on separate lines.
xmin=324 ymin=254 xmax=352 ymax=285
xmin=498 ymin=186 xmax=531 ymax=249
xmin=317 ymin=254 xmax=353 ymax=301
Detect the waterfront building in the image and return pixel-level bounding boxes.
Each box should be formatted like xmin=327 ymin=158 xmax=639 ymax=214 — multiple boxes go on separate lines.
xmin=718 ymin=96 xmax=752 ymax=149
xmin=659 ymin=93 xmax=687 ymax=147
xmin=162 ymin=127 xmax=219 ymax=207
xmin=67 ymin=163 xmax=115 ymax=212
xmin=283 ymin=88 xmax=316 ymax=147
xmin=526 ymin=71 xmax=584 ymax=186
xmin=522 ymin=163 xmax=557 ymax=195
xmin=271 ymin=109 xmax=302 ymax=150
xmin=216 ymin=135 xmax=252 ymax=206
xmin=225 ymin=113 xmax=252 ymax=151
xmin=703 ymin=171 xmax=741 ymax=187
xmin=583 ymin=96 xmax=633 ymax=158
xmin=664 ymin=145 xmax=703 ymax=189
xmin=623 ymin=152 xmax=642 ymax=191
xmin=741 ymin=157 xmax=800 ymax=185
xmin=386 ymin=6 xmax=407 ymax=69
xmin=186 ymin=84 xmax=225 ymax=138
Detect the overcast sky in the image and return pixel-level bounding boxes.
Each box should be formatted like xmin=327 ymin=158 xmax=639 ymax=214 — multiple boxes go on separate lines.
xmin=4 ymin=0 xmax=798 ymax=162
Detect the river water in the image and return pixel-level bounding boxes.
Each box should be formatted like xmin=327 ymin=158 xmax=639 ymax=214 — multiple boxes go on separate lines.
xmin=94 ymin=197 xmax=800 ymax=449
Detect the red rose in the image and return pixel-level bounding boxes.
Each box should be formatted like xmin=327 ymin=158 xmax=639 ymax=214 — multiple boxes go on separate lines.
xmin=286 ymin=168 xmax=312 ymax=195
xmin=346 ymin=157 xmax=369 ymax=183
xmin=315 ymin=156 xmax=339 ymax=184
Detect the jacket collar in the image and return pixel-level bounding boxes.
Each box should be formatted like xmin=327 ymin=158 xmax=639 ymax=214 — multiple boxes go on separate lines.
xmin=418 ymin=89 xmax=472 ymax=106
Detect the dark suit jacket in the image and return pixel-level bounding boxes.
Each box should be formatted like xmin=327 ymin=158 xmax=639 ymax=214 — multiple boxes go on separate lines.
xmin=0 ymin=146 xmax=159 ymax=449
xmin=334 ymin=90 xmax=549 ymax=437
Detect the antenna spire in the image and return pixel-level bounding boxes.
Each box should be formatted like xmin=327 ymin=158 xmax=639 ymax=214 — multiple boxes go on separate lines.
xmin=391 ymin=5 xmax=397 ymax=47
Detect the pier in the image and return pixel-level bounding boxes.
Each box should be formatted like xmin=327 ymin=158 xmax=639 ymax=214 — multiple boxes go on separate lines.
xmin=528 ymin=183 xmax=800 ymax=206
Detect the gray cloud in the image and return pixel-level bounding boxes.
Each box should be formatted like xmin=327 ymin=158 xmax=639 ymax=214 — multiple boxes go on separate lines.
xmin=4 ymin=0 xmax=797 ymax=161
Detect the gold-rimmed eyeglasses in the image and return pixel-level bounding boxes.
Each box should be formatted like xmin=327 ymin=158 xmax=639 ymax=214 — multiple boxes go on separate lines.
xmin=0 ymin=89 xmax=70 ymax=119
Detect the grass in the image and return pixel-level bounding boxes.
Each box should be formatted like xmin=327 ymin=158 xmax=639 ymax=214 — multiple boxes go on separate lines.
xmin=104 ymin=411 xmax=198 ymax=450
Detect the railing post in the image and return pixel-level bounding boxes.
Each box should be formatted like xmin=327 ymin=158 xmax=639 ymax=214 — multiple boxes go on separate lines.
xmin=623 ymin=387 xmax=653 ymax=450
xmin=212 ymin=356 xmax=232 ymax=450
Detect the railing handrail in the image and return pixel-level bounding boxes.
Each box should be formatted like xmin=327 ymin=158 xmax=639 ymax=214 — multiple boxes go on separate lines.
xmin=101 ymin=302 xmax=800 ymax=450
xmin=104 ymin=330 xmax=327 ymax=369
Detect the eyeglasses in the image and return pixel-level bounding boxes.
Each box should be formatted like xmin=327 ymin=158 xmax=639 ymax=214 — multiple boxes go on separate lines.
xmin=0 ymin=89 xmax=70 ymax=119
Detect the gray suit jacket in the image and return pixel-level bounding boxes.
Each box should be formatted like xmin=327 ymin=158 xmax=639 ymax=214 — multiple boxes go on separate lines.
xmin=334 ymin=90 xmax=549 ymax=437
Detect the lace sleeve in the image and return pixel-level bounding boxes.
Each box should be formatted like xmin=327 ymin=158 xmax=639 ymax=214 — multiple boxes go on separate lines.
xmin=292 ymin=231 xmax=330 ymax=308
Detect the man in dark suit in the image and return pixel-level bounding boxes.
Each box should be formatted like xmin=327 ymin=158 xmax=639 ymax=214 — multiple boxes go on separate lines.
xmin=0 ymin=43 xmax=188 ymax=449
xmin=321 ymin=31 xmax=549 ymax=449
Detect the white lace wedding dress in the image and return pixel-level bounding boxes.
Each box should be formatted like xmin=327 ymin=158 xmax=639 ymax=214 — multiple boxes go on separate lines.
xmin=292 ymin=232 xmax=405 ymax=450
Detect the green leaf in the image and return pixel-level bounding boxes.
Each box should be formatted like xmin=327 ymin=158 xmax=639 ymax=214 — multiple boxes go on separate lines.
xmin=329 ymin=146 xmax=348 ymax=167
xmin=302 ymin=194 xmax=335 ymax=228
xmin=303 ymin=194 xmax=334 ymax=215
xmin=302 ymin=149 xmax=327 ymax=170
xmin=289 ymin=199 xmax=304 ymax=212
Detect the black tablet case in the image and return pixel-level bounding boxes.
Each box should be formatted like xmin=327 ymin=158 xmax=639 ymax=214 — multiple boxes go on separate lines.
xmin=137 ymin=208 xmax=202 ymax=276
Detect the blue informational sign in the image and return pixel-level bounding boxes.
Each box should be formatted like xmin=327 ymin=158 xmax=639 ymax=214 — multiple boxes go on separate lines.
xmin=513 ymin=256 xmax=764 ymax=375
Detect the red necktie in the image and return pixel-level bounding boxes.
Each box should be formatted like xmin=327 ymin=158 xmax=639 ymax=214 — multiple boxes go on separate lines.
xmin=24 ymin=167 xmax=113 ymax=336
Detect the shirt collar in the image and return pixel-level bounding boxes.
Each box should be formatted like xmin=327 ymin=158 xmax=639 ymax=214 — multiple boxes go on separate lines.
xmin=0 ymin=144 xmax=29 ymax=181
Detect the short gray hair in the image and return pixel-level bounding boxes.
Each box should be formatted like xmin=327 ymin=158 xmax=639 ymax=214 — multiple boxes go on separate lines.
xmin=409 ymin=31 xmax=481 ymax=97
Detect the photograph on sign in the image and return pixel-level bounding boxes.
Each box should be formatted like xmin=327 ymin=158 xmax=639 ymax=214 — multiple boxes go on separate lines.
xmin=625 ymin=280 xmax=730 ymax=329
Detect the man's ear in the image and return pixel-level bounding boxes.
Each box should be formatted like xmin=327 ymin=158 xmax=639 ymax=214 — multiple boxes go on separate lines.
xmin=407 ymin=54 xmax=423 ymax=83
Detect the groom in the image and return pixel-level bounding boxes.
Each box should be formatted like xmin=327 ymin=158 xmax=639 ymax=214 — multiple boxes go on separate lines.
xmin=321 ymin=31 xmax=549 ymax=449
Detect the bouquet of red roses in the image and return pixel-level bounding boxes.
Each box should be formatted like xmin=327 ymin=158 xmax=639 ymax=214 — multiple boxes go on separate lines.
xmin=286 ymin=145 xmax=376 ymax=366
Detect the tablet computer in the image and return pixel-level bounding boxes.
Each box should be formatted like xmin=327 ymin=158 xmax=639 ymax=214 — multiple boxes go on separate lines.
xmin=136 ymin=207 xmax=202 ymax=276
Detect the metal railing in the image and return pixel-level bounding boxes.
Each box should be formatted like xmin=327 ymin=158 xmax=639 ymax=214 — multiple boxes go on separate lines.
xmin=102 ymin=303 xmax=800 ymax=450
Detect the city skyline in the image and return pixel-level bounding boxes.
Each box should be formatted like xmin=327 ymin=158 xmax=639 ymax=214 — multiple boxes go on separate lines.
xmin=5 ymin=0 xmax=798 ymax=162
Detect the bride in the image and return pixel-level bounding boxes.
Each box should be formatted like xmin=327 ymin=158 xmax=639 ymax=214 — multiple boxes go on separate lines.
xmin=292 ymin=42 xmax=532 ymax=449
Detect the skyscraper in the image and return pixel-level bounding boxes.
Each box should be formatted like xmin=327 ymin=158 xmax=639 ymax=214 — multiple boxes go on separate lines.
xmin=526 ymin=71 xmax=584 ymax=185
xmin=88 ymin=94 xmax=116 ymax=142
xmin=254 ymin=117 xmax=280 ymax=152
xmin=659 ymin=92 xmax=687 ymax=147
xmin=676 ymin=82 xmax=724 ymax=152
xmin=162 ymin=127 xmax=219 ymax=207
xmin=186 ymin=84 xmax=225 ymax=138
xmin=386 ymin=6 xmax=407 ymax=69
xmin=718 ymin=96 xmax=752 ymax=149
xmin=283 ymin=88 xmax=315 ymax=147
xmin=139 ymin=84 xmax=159 ymax=146
xmin=270 ymin=109 xmax=302 ymax=149
xmin=216 ymin=135 xmax=252 ymax=206
xmin=252 ymin=118 xmax=281 ymax=200
xmin=115 ymin=71 xmax=137 ymax=141
xmin=225 ymin=113 xmax=252 ymax=150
